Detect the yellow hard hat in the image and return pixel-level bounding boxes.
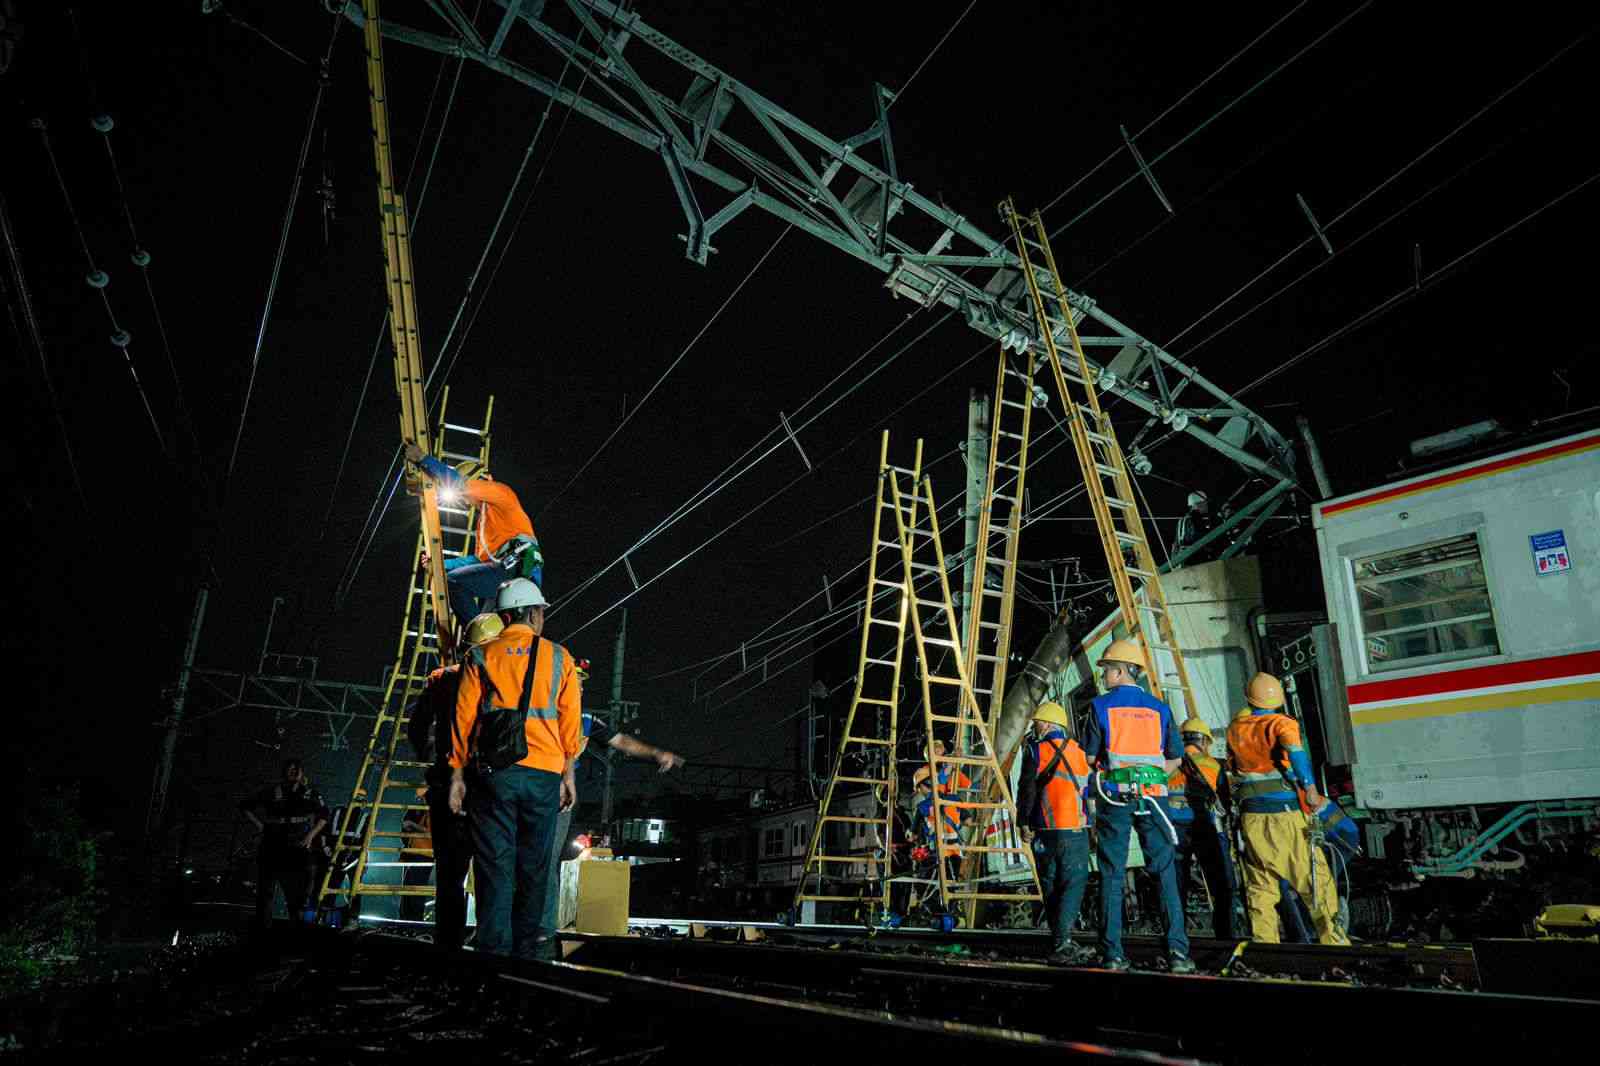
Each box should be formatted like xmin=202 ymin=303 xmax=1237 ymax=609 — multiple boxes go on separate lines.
xmin=1246 ymin=672 xmax=1285 ymax=710
xmin=464 ymin=612 xmax=506 ymax=648
xmin=1032 ymin=702 xmax=1071 ymax=728
xmin=1179 ymin=716 xmax=1213 ymax=739
xmin=931 ymin=739 xmax=946 ymax=756
xmin=1097 ymin=638 xmax=1147 ymax=672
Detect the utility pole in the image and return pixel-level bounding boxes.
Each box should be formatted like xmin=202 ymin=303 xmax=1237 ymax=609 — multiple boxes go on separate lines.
xmin=146 ymin=586 xmax=209 ymax=841
xmin=602 ymin=609 xmax=627 ymax=827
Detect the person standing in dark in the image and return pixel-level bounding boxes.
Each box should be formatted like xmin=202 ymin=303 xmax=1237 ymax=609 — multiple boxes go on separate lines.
xmin=403 ymin=612 xmax=505 ymax=947
xmin=240 ymin=758 xmax=328 ymax=930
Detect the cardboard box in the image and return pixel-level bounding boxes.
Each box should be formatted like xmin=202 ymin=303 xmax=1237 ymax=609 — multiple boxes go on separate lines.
xmin=558 ymin=859 xmax=631 ymax=935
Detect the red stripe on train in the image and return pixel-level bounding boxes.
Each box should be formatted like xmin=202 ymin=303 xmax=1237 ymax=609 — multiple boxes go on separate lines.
xmin=1347 ymin=650 xmax=1600 ymax=705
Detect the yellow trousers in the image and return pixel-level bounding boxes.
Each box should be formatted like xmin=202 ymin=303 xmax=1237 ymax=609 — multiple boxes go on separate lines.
xmin=1239 ymin=809 xmax=1348 ymax=945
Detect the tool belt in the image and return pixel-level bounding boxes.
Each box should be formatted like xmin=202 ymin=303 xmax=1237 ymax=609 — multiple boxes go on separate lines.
xmin=492 ymin=534 xmax=543 ymax=577
xmin=1104 ymin=765 xmax=1168 ymax=790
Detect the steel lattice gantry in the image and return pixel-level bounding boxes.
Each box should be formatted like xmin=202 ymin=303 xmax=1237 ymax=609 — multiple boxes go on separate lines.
xmin=334 ymin=0 xmax=1300 ymax=493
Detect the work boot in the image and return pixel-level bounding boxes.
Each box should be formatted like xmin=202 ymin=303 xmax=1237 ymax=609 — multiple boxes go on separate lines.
xmin=1168 ymin=954 xmax=1197 ymax=975
xmin=1047 ymin=941 xmax=1086 ymax=965
xmin=1102 ymin=955 xmax=1131 ymax=972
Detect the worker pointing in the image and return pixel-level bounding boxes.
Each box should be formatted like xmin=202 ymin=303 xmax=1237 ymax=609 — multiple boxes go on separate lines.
xmin=1082 ymin=639 xmax=1194 ymax=973
xmin=1225 ymin=672 xmax=1348 ymax=945
xmin=449 ymin=578 xmax=581 ymax=960
xmin=404 ymin=442 xmax=544 ymax=627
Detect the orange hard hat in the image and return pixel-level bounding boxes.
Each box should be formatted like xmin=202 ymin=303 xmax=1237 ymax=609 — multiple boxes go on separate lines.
xmin=1097 ymin=638 xmax=1147 ymax=672
xmin=1246 ymin=672 xmax=1286 ymax=710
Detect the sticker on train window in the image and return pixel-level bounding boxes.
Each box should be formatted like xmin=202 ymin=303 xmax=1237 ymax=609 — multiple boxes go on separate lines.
xmin=1530 ymin=530 xmax=1571 ymax=575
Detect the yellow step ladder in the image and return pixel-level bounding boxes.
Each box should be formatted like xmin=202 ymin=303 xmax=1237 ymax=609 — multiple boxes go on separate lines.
xmin=794 ymin=432 xmax=913 ymax=918
xmin=1000 ymin=196 xmax=1197 ymax=722
xmin=318 ymin=395 xmax=494 ymax=920
xmin=889 ymin=453 xmax=1042 ymax=909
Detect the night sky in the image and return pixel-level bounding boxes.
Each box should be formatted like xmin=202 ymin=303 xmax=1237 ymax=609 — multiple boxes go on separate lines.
xmin=5 ymin=2 xmax=1596 ymax=838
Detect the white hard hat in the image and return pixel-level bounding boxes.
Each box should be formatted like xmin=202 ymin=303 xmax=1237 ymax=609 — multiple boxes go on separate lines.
xmin=496 ymin=578 xmax=549 ymax=611
xmin=1187 ymin=491 xmax=1209 ymax=510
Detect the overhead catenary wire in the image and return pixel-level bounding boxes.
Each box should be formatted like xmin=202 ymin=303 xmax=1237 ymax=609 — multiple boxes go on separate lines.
xmin=33 ymin=120 xmax=169 ymax=460
xmin=537 ymin=0 xmax=976 ymax=524
xmin=0 ymin=187 xmax=91 ymax=516
xmin=227 ymin=11 xmax=343 ymax=488
xmin=1163 ymin=23 xmax=1598 ymax=356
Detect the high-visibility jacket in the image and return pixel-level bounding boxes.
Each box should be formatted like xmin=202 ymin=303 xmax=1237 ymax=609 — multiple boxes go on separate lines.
xmin=450 ymin=623 xmax=582 ymax=775
xmin=916 ymin=795 xmax=961 ymax=857
xmin=1028 ymin=732 xmax=1090 ymax=830
xmin=1226 ymin=708 xmax=1313 ymax=813
xmin=1166 ymin=743 xmax=1227 ymax=821
xmin=420 ymin=456 xmax=535 ymax=561
xmin=1085 ymin=684 xmax=1181 ymax=796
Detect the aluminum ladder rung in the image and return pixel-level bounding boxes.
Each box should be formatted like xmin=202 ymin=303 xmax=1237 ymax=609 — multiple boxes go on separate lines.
xmin=946 ymin=892 xmax=1044 ymax=901
xmin=843 ymin=736 xmax=892 ymax=746
xmin=1113 ymin=530 xmax=1143 ymax=545
xmin=1126 ymin=566 xmax=1155 ymax=580
xmin=1104 ymin=496 xmax=1134 ymax=510
xmin=921 ymin=636 xmax=960 ymax=649
xmin=443 ymin=422 xmax=484 ymax=436
xmin=925 ymin=676 xmax=966 ymax=687
xmin=1092 ymin=462 xmax=1122 ymax=479
xmin=439 ymin=449 xmax=478 ymax=463
xmin=855 ymin=696 xmax=897 ymax=706
xmin=864 ymin=656 xmax=899 ymax=667
xmin=934 ymin=755 xmax=997 ymax=765
xmin=998 ymin=398 xmax=1029 ymax=410
xmin=439 ymin=505 xmax=471 ymax=517
xmin=833 ymin=775 xmax=890 ymax=786
xmin=928 ymin=713 xmax=978 ymax=724
xmin=997 ymin=430 xmax=1025 ymax=441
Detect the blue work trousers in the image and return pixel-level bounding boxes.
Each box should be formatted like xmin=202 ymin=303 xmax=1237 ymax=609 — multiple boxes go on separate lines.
xmin=469 ymin=765 xmax=561 ymax=960
xmin=1096 ymin=795 xmax=1189 ymax=960
xmin=1035 ymin=828 xmax=1090 ymax=948
xmin=1172 ymin=812 xmax=1236 ymax=939
xmin=444 ymin=555 xmax=509 ymax=628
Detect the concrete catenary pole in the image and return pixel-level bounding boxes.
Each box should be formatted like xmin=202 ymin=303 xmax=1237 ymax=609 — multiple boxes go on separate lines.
xmin=147 ymin=585 xmax=210 ymax=839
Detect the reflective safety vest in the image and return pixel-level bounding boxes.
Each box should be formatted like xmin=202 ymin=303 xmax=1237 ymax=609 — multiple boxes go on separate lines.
xmin=917 ymin=796 xmax=961 ymax=857
xmin=1095 ymin=687 xmax=1174 ymax=797
xmin=1226 ymin=708 xmax=1301 ymax=806
xmin=1167 ymin=744 xmax=1223 ymax=812
xmin=451 ymin=624 xmax=583 ymax=775
xmin=1034 ymin=736 xmax=1090 ymax=830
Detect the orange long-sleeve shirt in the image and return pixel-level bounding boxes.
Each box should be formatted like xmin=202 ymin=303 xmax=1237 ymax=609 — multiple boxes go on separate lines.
xmin=463 ymin=479 xmax=535 ymax=562
xmin=450 ymin=623 xmax=581 ymax=775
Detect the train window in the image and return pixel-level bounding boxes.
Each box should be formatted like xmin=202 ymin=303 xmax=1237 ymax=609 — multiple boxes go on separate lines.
xmin=1351 ymin=532 xmax=1499 ymax=672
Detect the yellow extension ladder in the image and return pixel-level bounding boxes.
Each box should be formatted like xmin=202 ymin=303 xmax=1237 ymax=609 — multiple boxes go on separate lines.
xmin=890 ymin=454 xmax=1042 ymax=909
xmin=318 ymin=396 xmax=494 ymax=918
xmin=1001 ymin=196 xmax=1197 ymax=723
xmin=954 ymin=346 xmax=1039 ymax=915
xmin=794 ymin=432 xmax=912 ymax=916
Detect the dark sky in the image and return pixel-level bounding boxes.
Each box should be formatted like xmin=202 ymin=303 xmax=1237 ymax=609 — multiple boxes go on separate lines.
xmin=6 ymin=2 xmax=1597 ymax=832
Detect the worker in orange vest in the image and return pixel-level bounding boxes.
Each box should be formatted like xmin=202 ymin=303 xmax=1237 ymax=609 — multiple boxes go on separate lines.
xmin=449 ymin=579 xmax=581 ymax=960
xmin=1082 ymin=639 xmax=1193 ymax=973
xmin=1166 ymin=716 xmax=1236 ymax=939
xmin=405 ymin=443 xmax=545 ymax=627
xmin=1016 ymin=702 xmax=1093 ymax=963
xmin=1225 ymin=672 xmax=1347 ymax=945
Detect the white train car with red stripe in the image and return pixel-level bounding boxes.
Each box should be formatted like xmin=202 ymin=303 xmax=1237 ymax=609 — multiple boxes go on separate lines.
xmin=1312 ymin=427 xmax=1600 ymax=872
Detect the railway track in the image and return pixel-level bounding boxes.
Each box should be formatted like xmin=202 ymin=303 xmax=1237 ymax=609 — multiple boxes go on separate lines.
xmin=563 ymin=930 xmax=1593 ymax=1063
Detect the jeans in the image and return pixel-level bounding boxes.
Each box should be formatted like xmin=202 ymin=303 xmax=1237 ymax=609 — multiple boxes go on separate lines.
xmin=444 ymin=556 xmax=511 ymax=627
xmin=1172 ymin=812 xmax=1236 ymax=938
xmin=469 ymin=764 xmax=562 ymax=959
xmin=1096 ymin=795 xmax=1189 ymax=960
xmin=427 ymin=785 xmax=474 ymax=949
xmin=542 ymin=806 xmax=575 ymax=934
xmin=1035 ymin=829 xmax=1090 ymax=948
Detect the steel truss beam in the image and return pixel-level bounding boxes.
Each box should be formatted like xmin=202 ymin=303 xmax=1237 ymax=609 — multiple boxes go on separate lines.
xmin=334 ymin=0 xmax=1299 ymax=486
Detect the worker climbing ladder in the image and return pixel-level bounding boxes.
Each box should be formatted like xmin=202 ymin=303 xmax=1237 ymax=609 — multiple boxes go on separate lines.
xmin=889 ymin=453 xmax=1042 ymax=909
xmin=1000 ymin=197 xmax=1198 ymax=725
xmin=318 ymin=398 xmax=495 ymax=920
xmin=794 ymin=432 xmax=912 ymax=918
xmin=954 ymin=347 xmax=1039 ymax=911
